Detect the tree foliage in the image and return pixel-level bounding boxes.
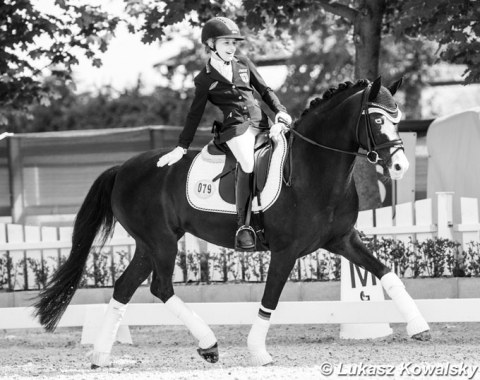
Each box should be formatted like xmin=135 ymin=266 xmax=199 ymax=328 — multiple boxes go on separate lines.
xmin=127 ymin=0 xmax=479 ymax=83
xmin=8 ymin=77 xmax=221 ymax=133
xmin=385 ymin=0 xmax=480 ymax=83
xmin=0 ymin=0 xmax=121 ymax=126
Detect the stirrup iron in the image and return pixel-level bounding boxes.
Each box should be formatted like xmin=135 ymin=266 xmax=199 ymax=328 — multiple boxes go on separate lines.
xmin=235 ymin=225 xmax=256 ymax=251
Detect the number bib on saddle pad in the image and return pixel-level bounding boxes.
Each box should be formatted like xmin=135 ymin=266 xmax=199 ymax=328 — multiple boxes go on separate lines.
xmin=186 ymin=134 xmax=288 ymax=214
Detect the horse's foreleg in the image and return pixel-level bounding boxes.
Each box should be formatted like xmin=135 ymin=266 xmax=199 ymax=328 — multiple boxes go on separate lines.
xmin=247 ymin=305 xmax=275 ymax=366
xmin=248 ymin=251 xmax=297 ymax=366
xmin=381 ymin=272 xmax=430 ymax=339
xmin=90 ymin=247 xmax=153 ymax=368
xmin=327 ymin=230 xmax=430 ymax=339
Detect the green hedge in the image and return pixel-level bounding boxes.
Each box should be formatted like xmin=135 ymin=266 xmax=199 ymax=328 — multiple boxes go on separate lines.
xmin=1 ymin=237 xmax=479 ymax=291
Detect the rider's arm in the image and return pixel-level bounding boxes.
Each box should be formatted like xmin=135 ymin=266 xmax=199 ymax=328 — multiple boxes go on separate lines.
xmin=243 ymin=56 xmax=286 ymax=115
xmin=178 ymin=74 xmax=209 ymax=149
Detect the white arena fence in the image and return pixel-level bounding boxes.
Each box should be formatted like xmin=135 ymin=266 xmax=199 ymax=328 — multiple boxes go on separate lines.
xmin=0 ymin=192 xmax=479 ymax=333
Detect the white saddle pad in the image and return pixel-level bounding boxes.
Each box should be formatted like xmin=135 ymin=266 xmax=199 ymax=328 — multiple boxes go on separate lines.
xmin=186 ymin=134 xmax=287 ymax=214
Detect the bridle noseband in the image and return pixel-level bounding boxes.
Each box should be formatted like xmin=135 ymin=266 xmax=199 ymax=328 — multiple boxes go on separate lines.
xmin=287 ymin=85 xmax=404 ymax=164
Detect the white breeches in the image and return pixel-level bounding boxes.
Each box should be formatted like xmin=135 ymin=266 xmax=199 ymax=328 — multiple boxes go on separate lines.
xmin=226 ymin=127 xmax=260 ymax=173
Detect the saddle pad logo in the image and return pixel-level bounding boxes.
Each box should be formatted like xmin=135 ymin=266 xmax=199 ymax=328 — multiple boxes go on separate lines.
xmin=194 ymin=180 xmax=215 ymax=199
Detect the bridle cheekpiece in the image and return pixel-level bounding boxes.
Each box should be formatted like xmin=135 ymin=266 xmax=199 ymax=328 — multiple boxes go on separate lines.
xmin=356 ymin=85 xmax=404 ymax=164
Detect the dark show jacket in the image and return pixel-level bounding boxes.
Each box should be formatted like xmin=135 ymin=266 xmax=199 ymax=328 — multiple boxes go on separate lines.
xmin=178 ymin=55 xmax=287 ymax=149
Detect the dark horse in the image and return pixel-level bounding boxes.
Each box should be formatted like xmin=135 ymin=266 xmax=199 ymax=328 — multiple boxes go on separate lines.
xmin=34 ymin=77 xmax=430 ymax=367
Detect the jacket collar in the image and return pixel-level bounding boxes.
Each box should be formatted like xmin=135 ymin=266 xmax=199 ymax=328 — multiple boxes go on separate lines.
xmin=206 ymin=56 xmax=239 ymax=83
xmin=205 ymin=56 xmax=238 ymax=73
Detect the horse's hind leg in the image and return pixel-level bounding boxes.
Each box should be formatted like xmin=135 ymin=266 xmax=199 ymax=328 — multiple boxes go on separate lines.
xmin=327 ymin=230 xmax=430 ymax=340
xmin=90 ymin=246 xmax=153 ymax=368
xmin=149 ymin=239 xmax=218 ymax=363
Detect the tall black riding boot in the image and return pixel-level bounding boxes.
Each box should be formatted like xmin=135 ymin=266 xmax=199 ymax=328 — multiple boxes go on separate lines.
xmin=235 ymin=166 xmax=256 ymax=251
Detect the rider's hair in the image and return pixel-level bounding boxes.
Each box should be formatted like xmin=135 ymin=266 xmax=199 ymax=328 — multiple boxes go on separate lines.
xmin=204 ymin=38 xmax=214 ymax=53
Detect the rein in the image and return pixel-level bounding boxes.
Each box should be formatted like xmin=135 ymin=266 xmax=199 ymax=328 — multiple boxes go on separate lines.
xmin=286 ymin=85 xmax=404 ymax=165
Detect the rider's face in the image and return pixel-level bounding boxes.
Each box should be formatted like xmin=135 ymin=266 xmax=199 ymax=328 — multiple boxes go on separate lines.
xmin=214 ymin=38 xmax=237 ymax=62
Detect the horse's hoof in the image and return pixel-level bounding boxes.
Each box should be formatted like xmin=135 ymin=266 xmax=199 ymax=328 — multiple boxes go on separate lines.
xmin=411 ymin=330 xmax=431 ymax=341
xmin=197 ymin=342 xmax=219 ymax=363
xmin=87 ymin=350 xmax=111 ymax=368
xmin=250 ymin=351 xmax=273 ymax=366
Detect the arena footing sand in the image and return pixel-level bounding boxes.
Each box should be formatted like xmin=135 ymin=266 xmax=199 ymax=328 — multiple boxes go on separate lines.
xmin=1 ymin=323 xmax=479 ymax=379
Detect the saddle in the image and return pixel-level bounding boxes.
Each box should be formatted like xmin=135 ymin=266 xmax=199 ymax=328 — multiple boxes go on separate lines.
xmin=186 ymin=129 xmax=287 ymax=217
xmin=209 ymin=131 xmax=274 ymax=204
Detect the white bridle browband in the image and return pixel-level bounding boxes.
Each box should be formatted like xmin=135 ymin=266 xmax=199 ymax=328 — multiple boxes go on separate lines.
xmin=362 ymin=107 xmax=403 ymax=124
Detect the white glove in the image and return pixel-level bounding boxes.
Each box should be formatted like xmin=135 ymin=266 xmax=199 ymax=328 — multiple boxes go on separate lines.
xmin=269 ymin=122 xmax=288 ymax=139
xmin=275 ymin=111 xmax=292 ymax=125
xmin=157 ymin=147 xmax=186 ymax=167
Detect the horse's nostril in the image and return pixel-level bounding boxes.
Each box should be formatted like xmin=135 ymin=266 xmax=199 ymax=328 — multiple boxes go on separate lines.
xmin=394 ymin=164 xmax=402 ymax=171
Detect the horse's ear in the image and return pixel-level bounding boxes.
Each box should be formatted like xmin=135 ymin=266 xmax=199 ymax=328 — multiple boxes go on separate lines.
xmin=368 ymin=76 xmax=382 ymax=101
xmin=388 ymin=77 xmax=403 ymax=96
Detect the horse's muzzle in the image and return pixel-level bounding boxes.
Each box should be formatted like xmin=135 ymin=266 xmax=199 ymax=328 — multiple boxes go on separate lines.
xmin=388 ymin=149 xmax=409 ymax=180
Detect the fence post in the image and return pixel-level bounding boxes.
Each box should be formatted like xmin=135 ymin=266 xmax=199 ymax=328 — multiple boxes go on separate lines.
xmin=436 ymin=192 xmax=454 ymax=239
xmin=456 ymin=197 xmax=480 ymax=251
xmin=7 ymin=137 xmax=25 ymax=224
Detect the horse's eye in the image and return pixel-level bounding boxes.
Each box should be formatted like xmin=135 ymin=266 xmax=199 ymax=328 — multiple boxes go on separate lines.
xmin=374 ymin=117 xmax=384 ymax=125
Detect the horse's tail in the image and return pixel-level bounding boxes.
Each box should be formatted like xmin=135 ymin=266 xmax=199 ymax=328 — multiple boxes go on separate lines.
xmin=33 ymin=166 xmax=120 ymax=332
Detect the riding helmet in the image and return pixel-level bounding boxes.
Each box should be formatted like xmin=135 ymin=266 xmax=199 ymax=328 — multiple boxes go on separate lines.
xmin=201 ymin=17 xmax=244 ymax=44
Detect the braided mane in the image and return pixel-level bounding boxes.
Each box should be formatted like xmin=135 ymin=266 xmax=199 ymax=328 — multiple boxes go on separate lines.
xmin=295 ymin=79 xmax=370 ymax=125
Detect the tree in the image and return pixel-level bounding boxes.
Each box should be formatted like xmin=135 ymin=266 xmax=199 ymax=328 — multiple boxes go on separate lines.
xmin=0 ymin=0 xmax=121 ymax=127
xmin=8 ymin=78 xmax=222 ymax=133
xmin=385 ymin=0 xmax=480 ymax=84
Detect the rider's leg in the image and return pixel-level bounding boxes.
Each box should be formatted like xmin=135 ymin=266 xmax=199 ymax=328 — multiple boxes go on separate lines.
xmin=226 ymin=127 xmax=257 ymax=173
xmin=226 ymin=127 xmax=258 ymax=250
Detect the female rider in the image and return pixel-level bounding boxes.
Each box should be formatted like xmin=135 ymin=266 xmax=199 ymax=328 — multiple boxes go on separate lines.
xmin=157 ymin=17 xmax=291 ymax=251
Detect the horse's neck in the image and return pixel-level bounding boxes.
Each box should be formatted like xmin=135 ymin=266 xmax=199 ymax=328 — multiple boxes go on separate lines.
xmin=291 ymin=105 xmax=359 ymax=198
xmin=293 ymin=142 xmax=355 ymax=187
xmin=297 ymin=92 xmax=361 ymax=150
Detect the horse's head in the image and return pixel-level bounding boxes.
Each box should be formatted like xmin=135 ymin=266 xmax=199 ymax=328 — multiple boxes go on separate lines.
xmin=358 ymin=77 xmax=408 ymax=180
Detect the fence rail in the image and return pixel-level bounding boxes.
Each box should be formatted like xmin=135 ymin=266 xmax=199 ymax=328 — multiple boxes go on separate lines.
xmin=1 ymin=192 xmax=479 ymax=291
xmin=356 ymin=193 xmax=480 ymax=246
xmin=2 ymin=299 xmax=480 ymax=332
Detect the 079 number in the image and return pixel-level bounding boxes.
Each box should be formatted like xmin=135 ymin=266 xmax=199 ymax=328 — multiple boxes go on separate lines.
xmin=197 ymin=182 xmax=212 ymax=194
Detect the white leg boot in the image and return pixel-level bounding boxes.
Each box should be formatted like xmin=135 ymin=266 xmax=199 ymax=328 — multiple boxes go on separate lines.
xmin=247 ymin=306 xmax=274 ymax=366
xmin=165 ymin=295 xmax=217 ymax=361
xmin=381 ymin=272 xmax=430 ymax=337
xmin=90 ymin=298 xmax=127 ymax=368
